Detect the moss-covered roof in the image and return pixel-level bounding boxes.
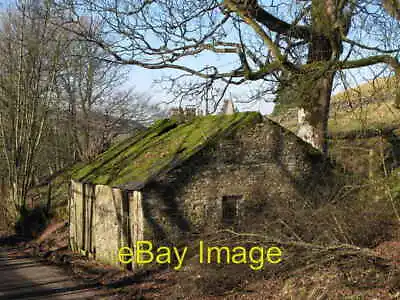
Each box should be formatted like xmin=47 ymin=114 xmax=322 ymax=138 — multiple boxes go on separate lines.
xmin=71 ymin=112 xmax=262 ymax=189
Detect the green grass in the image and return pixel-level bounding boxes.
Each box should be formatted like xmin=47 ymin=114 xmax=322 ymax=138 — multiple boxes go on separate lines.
xmin=333 ymin=76 xmax=397 ymax=103
xmin=329 ymin=101 xmax=400 ymax=135
xmin=274 ymin=100 xmax=400 ymax=136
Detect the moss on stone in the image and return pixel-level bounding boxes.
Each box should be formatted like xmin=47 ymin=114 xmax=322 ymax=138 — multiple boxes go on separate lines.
xmin=72 ymin=112 xmax=262 ymax=188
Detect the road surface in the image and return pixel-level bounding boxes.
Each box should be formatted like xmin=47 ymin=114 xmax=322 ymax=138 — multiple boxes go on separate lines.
xmin=0 ymin=247 xmax=109 ymax=299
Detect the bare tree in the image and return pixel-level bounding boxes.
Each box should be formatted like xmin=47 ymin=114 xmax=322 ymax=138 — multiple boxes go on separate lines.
xmin=0 ymin=0 xmax=167 ymax=219
xmin=53 ymin=0 xmax=399 ymax=153
xmin=0 ymin=0 xmax=65 ymax=213
xmin=54 ymin=24 xmax=131 ymax=161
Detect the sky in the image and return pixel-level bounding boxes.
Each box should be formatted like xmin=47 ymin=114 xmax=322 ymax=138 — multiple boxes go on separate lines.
xmin=116 ymin=1 xmax=398 ymax=116
xmin=122 ymin=55 xmax=391 ymax=117
xmin=125 ymin=66 xmax=276 ymax=115
xmin=0 ymin=0 xmax=276 ymax=114
xmin=1 ymin=0 xmax=397 ymax=116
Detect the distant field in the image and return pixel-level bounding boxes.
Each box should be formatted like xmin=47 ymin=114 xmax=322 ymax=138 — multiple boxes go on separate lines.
xmin=333 ymin=76 xmax=397 ymax=103
xmin=329 ymin=99 xmax=400 ymax=135
xmin=330 ymin=76 xmax=399 ymax=134
xmin=271 ymin=76 xmax=400 ymax=136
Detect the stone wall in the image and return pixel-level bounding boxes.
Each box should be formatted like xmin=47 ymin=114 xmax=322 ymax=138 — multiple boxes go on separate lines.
xmin=92 ymin=184 xmax=126 ymax=266
xmin=69 ymin=180 xmax=143 ymax=269
xmin=141 ymin=117 xmax=339 ymax=245
xmin=69 ymin=180 xmax=84 ymax=252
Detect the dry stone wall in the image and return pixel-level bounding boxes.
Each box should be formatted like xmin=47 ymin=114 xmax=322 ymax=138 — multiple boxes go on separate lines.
xmin=70 ymin=181 xmax=144 ymax=268
xmin=141 ymin=117 xmax=339 ymax=245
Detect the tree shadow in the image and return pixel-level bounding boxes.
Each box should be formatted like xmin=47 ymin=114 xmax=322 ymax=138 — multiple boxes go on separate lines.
xmin=14 ymin=206 xmax=51 ymax=240
xmin=385 ymin=130 xmax=400 ymax=171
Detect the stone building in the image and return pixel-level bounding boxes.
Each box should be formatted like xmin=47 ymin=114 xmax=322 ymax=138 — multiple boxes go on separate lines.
xmin=69 ymin=112 xmax=337 ymax=269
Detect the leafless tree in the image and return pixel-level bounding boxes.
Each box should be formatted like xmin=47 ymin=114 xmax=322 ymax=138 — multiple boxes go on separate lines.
xmin=52 ymin=0 xmax=399 ymax=153
xmin=0 ymin=0 xmax=167 ymax=218
xmin=0 ymin=0 xmax=66 ymax=214
xmin=54 ymin=23 xmax=131 ymax=161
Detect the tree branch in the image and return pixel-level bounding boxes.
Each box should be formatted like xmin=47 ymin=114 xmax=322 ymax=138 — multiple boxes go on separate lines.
xmin=342 ymin=36 xmax=400 ymax=54
xmin=223 ymin=0 xmax=312 ymax=41
xmin=336 ymin=55 xmax=400 ymax=70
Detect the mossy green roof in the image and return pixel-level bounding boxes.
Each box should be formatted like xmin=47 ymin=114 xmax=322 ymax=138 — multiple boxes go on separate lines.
xmin=71 ymin=112 xmax=262 ymax=189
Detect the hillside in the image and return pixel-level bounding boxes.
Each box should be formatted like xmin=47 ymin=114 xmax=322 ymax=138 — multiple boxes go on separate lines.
xmin=330 ymin=76 xmax=399 ymax=136
xmin=333 ymin=81 xmax=399 ymax=179
xmin=271 ymin=76 xmax=399 ymax=134
xmin=271 ymin=76 xmax=400 ymax=178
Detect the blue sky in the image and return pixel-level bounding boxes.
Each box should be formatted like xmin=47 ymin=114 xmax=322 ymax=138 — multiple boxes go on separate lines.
xmin=124 ymin=65 xmax=276 ymax=115
xmin=1 ymin=0 xmax=397 ymax=116
xmin=116 ymin=1 xmax=399 ymax=116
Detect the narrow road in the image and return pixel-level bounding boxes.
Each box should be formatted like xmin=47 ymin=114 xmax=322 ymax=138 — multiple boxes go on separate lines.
xmin=0 ymin=247 xmax=109 ymax=299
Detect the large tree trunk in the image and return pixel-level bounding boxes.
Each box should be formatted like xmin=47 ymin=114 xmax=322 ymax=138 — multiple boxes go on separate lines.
xmin=296 ymin=0 xmax=341 ymax=154
xmin=382 ymin=0 xmax=400 ymax=20
xmin=297 ymin=73 xmax=334 ymax=153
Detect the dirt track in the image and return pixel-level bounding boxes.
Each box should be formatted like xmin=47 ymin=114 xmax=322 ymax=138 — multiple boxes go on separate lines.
xmin=0 ymin=247 xmax=109 ymax=299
